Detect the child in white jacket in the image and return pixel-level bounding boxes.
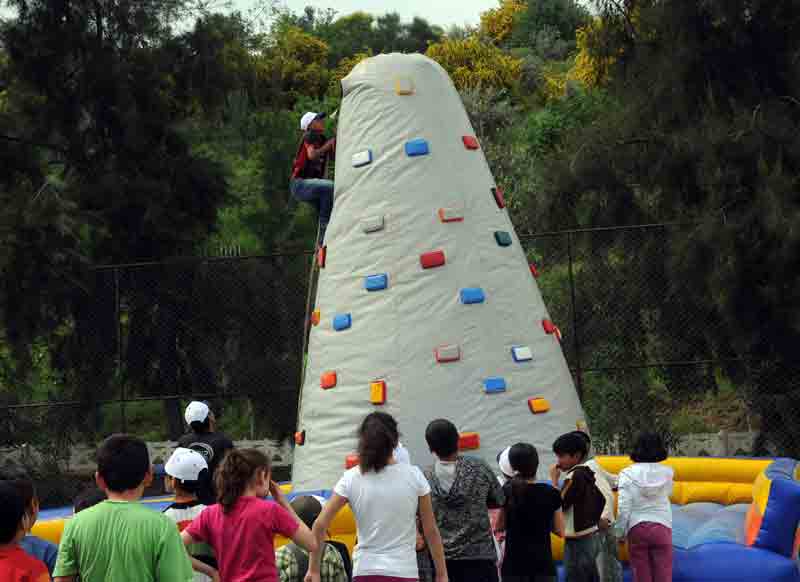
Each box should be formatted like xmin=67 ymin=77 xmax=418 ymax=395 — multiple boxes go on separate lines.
xmin=615 ymin=433 xmax=674 ymax=582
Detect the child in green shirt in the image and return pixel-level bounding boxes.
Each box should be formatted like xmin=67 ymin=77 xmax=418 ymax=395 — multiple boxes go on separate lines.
xmin=53 ymin=434 xmax=194 ymax=582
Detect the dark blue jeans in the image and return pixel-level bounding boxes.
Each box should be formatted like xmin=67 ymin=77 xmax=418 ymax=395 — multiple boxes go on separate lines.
xmin=290 ymin=178 xmax=333 ymax=244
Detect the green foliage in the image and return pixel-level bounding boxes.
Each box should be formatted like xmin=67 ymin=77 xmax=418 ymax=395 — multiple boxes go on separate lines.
xmin=512 ymin=0 xmax=591 ymax=51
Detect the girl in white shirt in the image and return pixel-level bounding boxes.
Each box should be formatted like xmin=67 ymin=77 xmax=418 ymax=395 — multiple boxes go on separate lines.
xmin=615 ymin=433 xmax=674 ymax=582
xmin=308 ymin=412 xmax=448 ymax=582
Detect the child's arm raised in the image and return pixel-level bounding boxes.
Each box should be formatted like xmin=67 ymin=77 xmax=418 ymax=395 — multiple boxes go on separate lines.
xmin=269 ymin=481 xmax=318 ymax=552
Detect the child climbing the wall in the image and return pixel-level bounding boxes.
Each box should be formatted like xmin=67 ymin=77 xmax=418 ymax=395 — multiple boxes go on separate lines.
xmin=181 ymin=449 xmax=317 ymax=582
xmin=291 ymin=112 xmax=336 ymax=245
xmin=614 ymin=433 xmax=674 ymax=582
xmin=495 ymin=443 xmax=564 ymax=582
xmin=163 ymin=448 xmax=218 ymax=582
xmin=551 ymin=432 xmax=607 ymax=582
xmin=571 ymin=431 xmax=621 ymax=582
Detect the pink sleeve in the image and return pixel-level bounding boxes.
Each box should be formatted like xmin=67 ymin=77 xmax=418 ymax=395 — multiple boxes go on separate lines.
xmin=185 ymin=507 xmax=210 ymax=542
xmin=272 ymin=503 xmax=300 ymax=538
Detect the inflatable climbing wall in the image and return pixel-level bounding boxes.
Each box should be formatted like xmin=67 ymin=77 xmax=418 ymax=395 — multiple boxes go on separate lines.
xmin=292 ymin=53 xmax=586 ymax=490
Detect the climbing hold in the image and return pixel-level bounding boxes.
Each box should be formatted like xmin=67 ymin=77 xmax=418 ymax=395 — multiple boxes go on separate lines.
xmin=333 ymin=313 xmax=352 ymax=331
xmin=420 ymin=250 xmax=446 ymax=269
xmin=576 ymin=419 xmax=589 ymax=432
xmin=484 ymin=377 xmax=507 ymax=394
xmin=317 ymin=246 xmax=326 ymax=268
xmin=529 ymin=263 xmax=540 ymax=278
xmin=542 ymin=319 xmax=563 ymax=342
xmin=460 ymin=287 xmax=485 ymax=305
xmin=438 ymin=207 xmax=464 ymax=223
xmin=321 ymin=371 xmax=337 ymax=390
xmin=395 ymin=77 xmax=414 ymax=95
xmin=511 ymin=346 xmax=533 ymax=362
xmin=462 ymin=136 xmax=480 ymax=150
xmin=310 ymin=309 xmax=320 ymax=326
xmin=365 ymin=273 xmax=389 ymax=292
xmin=458 ymin=432 xmax=481 ymax=451
xmin=494 ymin=231 xmax=512 ymax=247
xmin=345 ymin=454 xmax=360 ymax=469
xmin=294 ymin=430 xmax=306 ymax=446
xmin=352 ymin=150 xmax=373 ymax=168
xmin=492 ymin=187 xmax=506 ymax=209
xmin=405 ymin=139 xmax=430 ymax=157
xmin=528 ymin=397 xmax=551 ymax=414
xmin=361 ymin=215 xmax=385 ymax=234
xmin=370 ymin=380 xmax=387 ymax=405
xmin=435 ymin=344 xmax=461 ymax=363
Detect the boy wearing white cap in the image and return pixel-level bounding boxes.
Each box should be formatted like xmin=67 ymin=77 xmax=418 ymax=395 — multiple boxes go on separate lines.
xmin=290 ymin=112 xmax=336 ymax=245
xmin=178 ymin=401 xmax=234 ymax=505
xmin=163 ymin=448 xmax=218 ymax=582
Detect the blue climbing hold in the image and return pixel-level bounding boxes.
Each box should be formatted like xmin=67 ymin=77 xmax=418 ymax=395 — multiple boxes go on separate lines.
xmin=460 ymin=288 xmax=485 ymax=304
xmin=405 ymin=139 xmax=430 ymax=157
xmin=484 ymin=377 xmax=507 ymax=394
xmin=365 ymin=274 xmax=389 ymax=292
xmin=333 ymin=313 xmax=352 ymax=331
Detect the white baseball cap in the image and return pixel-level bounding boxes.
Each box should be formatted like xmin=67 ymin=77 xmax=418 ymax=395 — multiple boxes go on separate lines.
xmin=300 ymin=111 xmax=325 ymax=131
xmin=165 ymin=448 xmax=208 ymax=482
xmin=497 ymin=446 xmax=516 ymax=480
xmin=184 ymin=401 xmax=210 ymax=425
xmin=394 ymin=442 xmax=411 ymax=465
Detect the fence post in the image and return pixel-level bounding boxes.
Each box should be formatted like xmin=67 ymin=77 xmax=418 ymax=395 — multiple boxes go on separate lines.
xmin=115 ymin=267 xmax=127 ymax=434
xmin=566 ymin=232 xmax=584 ymax=401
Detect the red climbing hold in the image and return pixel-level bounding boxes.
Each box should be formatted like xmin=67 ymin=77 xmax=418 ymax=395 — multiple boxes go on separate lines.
xmin=492 ymin=187 xmax=506 ymax=209
xmin=529 ymin=263 xmax=540 ymax=278
xmin=294 ymin=430 xmax=306 ymax=445
xmin=420 ymin=250 xmax=446 ymax=269
xmin=542 ymin=319 xmax=563 ymax=342
xmin=462 ymin=136 xmax=480 ymax=150
xmin=318 ymin=246 xmax=327 ymax=269
xmin=458 ymin=432 xmax=480 ymax=451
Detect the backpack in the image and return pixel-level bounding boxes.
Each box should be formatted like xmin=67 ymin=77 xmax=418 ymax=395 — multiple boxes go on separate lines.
xmin=287 ymin=541 xmax=352 ymax=582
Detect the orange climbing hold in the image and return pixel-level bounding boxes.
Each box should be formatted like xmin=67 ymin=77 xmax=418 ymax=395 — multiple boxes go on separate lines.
xmin=318 ymin=246 xmax=327 ymax=268
xmin=294 ymin=430 xmax=306 ymax=445
xmin=438 ymin=207 xmax=464 ymax=223
xmin=528 ymin=397 xmax=551 ymax=414
xmin=311 ymin=309 xmax=320 ymax=326
xmin=321 ymin=371 xmax=337 ymax=390
xmin=458 ymin=432 xmax=480 ymax=451
xmin=345 ymin=454 xmax=360 ymax=469
xmin=370 ymin=380 xmax=387 ymax=405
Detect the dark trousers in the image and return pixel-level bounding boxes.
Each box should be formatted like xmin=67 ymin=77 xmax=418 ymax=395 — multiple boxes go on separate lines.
xmin=564 ymin=534 xmax=600 ymax=582
xmin=446 ymin=559 xmax=499 ymax=582
xmin=290 ymin=178 xmax=334 ymax=244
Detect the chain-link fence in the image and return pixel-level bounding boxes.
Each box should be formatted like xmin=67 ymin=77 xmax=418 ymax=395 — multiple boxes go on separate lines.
xmin=1 ymin=223 xmax=798 ymax=500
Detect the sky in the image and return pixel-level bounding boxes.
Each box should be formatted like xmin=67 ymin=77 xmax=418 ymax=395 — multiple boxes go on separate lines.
xmin=240 ymin=0 xmax=500 ymax=27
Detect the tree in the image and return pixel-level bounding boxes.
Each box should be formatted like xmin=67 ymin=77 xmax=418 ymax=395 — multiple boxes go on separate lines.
xmin=373 ymin=13 xmax=403 ymax=53
xmin=258 ymin=26 xmax=330 ymax=105
xmin=398 ymin=17 xmax=443 ymax=53
xmin=511 ymin=0 xmax=591 ymax=51
xmin=531 ymin=0 xmax=800 ymax=456
xmin=426 ymin=37 xmax=522 ymax=91
xmin=480 ymin=0 xmax=526 ymax=46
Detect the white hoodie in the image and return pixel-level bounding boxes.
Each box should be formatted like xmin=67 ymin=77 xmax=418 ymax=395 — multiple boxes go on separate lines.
xmin=616 ymin=463 xmax=674 ymax=535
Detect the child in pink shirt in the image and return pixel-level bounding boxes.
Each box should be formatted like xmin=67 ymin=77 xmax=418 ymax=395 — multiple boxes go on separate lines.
xmin=182 ymin=449 xmax=318 ymax=582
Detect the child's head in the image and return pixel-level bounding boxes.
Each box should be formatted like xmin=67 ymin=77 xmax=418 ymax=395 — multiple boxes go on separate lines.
xmin=216 ymin=448 xmax=271 ymax=513
xmin=357 ymin=412 xmax=399 ymax=473
xmin=291 ymin=495 xmax=323 ymax=530
xmin=630 ymin=432 xmax=668 ymax=463
xmin=509 ymin=443 xmax=539 ymax=479
xmin=74 ymin=488 xmax=107 ymax=514
xmin=553 ymin=432 xmax=589 ymax=471
xmin=185 ymin=401 xmax=214 ymax=434
xmin=425 ymin=418 xmax=459 ymax=460
xmin=165 ymin=447 xmax=209 ymax=497
xmin=0 ymin=482 xmax=28 ymax=545
xmin=96 ymin=434 xmax=152 ymax=495
xmin=0 ymin=465 xmax=37 ymax=532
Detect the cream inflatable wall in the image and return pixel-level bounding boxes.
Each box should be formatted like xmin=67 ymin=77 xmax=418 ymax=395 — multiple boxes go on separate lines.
xmin=292 ymin=53 xmax=586 ymax=490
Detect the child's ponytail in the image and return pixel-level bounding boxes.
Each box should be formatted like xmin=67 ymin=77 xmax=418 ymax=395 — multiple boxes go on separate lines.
xmin=215 ymin=449 xmax=271 ymax=513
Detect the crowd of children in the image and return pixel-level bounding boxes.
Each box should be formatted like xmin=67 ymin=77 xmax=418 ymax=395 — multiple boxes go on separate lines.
xmin=0 ymin=403 xmax=675 ymax=582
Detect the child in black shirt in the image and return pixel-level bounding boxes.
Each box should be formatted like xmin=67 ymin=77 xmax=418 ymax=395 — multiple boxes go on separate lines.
xmin=496 ymin=443 xmax=564 ymax=582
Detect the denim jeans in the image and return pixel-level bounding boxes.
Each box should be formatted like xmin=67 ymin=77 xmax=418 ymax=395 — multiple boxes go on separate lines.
xmin=564 ymin=534 xmax=600 ymax=582
xmin=290 ymin=178 xmax=334 ymax=243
